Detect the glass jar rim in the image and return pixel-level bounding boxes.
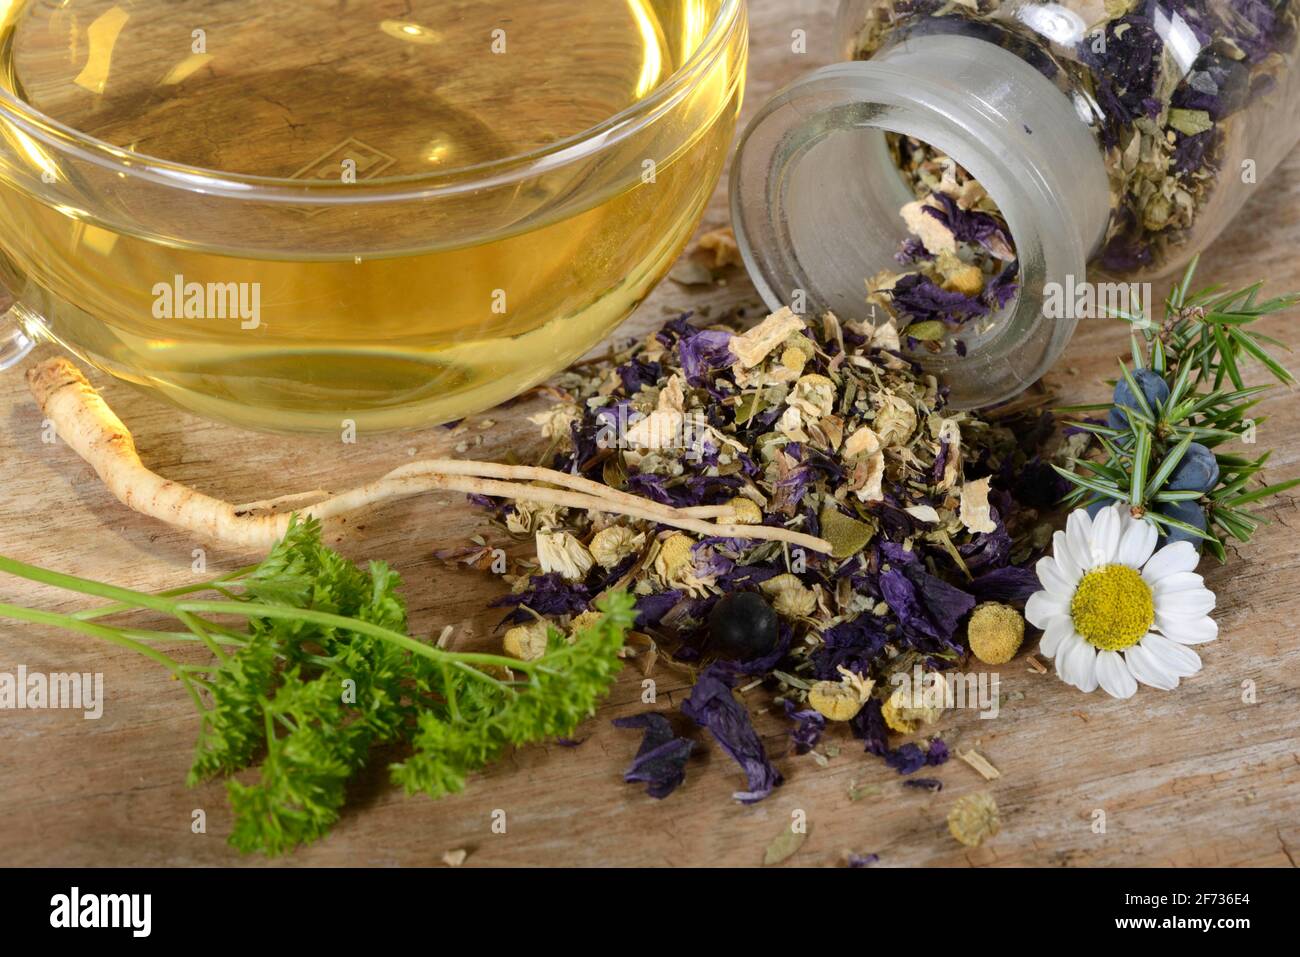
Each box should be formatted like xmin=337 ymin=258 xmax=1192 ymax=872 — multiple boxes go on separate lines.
xmin=0 ymin=0 xmax=745 ymax=205
xmin=729 ymin=35 xmax=1109 ymax=408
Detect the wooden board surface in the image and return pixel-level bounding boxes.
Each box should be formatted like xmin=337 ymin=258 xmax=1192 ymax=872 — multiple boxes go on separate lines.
xmin=1 ymin=0 xmax=1298 ymax=867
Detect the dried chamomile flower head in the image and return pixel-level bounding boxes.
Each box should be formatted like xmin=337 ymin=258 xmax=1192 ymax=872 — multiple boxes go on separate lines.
xmin=872 ymin=392 xmax=918 ymax=447
xmin=779 ymin=346 xmax=808 ymax=374
xmin=503 ymin=619 xmax=550 ymax=661
xmin=589 ymin=525 xmax=645 ymax=570
xmin=947 ymin=791 xmax=1000 ymax=848
xmin=536 ymin=529 xmax=594 ymax=581
xmin=882 ymin=682 xmax=945 ymax=734
xmin=808 ymin=681 xmax=864 ymax=722
xmin=967 ymin=602 xmax=1025 ymax=665
xmin=653 ymin=532 xmax=696 ymax=584
xmin=506 ymin=499 xmax=562 ymax=535
xmin=761 ymin=573 xmax=818 ymax=619
xmin=787 ymin=374 xmax=837 ymax=420
xmin=837 ymin=665 xmax=875 ymax=703
xmin=726 ymin=496 xmax=764 ymax=525
xmin=568 ymin=610 xmax=604 ymax=640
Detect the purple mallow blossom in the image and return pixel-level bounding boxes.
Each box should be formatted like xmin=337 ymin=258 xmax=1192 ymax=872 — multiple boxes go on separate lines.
xmin=682 ymin=664 xmax=783 ymax=804
xmin=783 ymin=700 xmax=826 ymax=755
xmin=613 ymin=713 xmax=695 ymax=800
xmin=889 ymin=273 xmax=989 ymax=327
xmin=922 ymin=193 xmax=1013 ymax=257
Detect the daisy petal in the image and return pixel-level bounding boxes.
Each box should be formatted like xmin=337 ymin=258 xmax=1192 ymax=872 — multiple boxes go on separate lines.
xmin=1025 ymin=590 xmax=1068 ymax=630
xmin=1141 ymin=541 xmax=1199 ymax=585
xmin=1116 ymin=517 xmax=1157 ymax=569
xmin=1140 ymin=632 xmax=1202 ymax=678
xmin=1035 ymin=556 xmax=1075 ymax=599
xmin=1154 ymin=586 xmax=1216 ymax=619
xmin=1152 ymin=571 xmax=1206 ymax=595
xmin=1054 ymin=632 xmax=1084 ymax=680
xmin=1058 ymin=634 xmax=1097 ymax=692
xmin=1065 ymin=505 xmax=1094 ymax=543
xmin=1072 ymin=643 xmax=1099 ymax=693
xmin=1090 ymin=506 xmax=1121 ymax=566
xmin=1039 ymin=616 xmax=1074 ymax=659
xmin=1155 ymin=614 xmax=1218 ymax=644
xmin=1067 ymin=510 xmax=1095 ymax=570
xmin=1051 ymin=531 xmax=1082 ymax=581
xmin=1095 ymin=649 xmax=1137 ymax=699
xmin=1124 ymin=643 xmax=1179 ymax=690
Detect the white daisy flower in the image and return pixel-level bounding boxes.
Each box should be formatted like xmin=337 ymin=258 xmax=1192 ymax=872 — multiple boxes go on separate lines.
xmin=1025 ymin=502 xmax=1217 ymax=699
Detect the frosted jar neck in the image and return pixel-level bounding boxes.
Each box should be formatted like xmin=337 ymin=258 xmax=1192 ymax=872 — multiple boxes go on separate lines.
xmin=730 ymin=33 xmax=1111 ymax=409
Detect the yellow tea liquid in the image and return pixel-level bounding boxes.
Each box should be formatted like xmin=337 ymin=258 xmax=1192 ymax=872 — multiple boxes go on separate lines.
xmin=0 ymin=0 xmax=744 ymax=431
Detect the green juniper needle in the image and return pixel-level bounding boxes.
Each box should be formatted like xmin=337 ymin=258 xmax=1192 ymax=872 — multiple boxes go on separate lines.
xmin=1056 ymin=256 xmax=1300 ymax=561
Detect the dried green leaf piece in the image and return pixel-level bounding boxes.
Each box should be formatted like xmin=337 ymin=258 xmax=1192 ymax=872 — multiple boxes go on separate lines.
xmin=1167 ymin=108 xmax=1213 ymax=136
xmin=819 ymin=503 xmax=878 ymax=558
xmin=905 ymin=320 xmax=946 ymax=341
xmin=763 ymin=823 xmax=810 ymax=866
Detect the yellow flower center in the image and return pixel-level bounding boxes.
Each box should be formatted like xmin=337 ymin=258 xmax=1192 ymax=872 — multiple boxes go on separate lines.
xmin=1069 ymin=564 xmax=1154 ymax=651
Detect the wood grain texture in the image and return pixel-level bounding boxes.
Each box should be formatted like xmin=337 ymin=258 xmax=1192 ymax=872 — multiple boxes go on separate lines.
xmin=1 ymin=0 xmax=1297 ymax=868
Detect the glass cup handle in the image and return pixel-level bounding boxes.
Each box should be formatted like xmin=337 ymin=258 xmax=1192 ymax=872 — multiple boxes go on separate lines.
xmin=0 ymin=296 xmax=35 ymax=371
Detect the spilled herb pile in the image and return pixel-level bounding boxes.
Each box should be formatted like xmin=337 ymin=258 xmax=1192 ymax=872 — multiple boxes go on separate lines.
xmin=869 ymin=134 xmax=1020 ymax=353
xmin=852 ymin=0 xmax=1299 ymax=272
xmin=0 ymin=518 xmax=635 ymax=856
xmin=471 ymin=305 xmax=1074 ymax=802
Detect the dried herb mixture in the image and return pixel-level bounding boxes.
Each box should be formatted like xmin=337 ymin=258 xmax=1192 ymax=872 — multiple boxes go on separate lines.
xmin=470 ymin=305 xmax=1077 ymax=802
xmin=870 ymin=134 xmax=1020 ymax=353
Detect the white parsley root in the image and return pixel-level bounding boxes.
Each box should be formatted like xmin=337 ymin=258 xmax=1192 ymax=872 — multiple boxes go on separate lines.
xmin=28 ymin=357 xmax=832 ymax=554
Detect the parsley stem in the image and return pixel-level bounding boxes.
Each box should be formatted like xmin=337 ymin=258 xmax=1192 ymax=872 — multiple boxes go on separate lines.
xmin=440 ymin=662 xmax=461 ymax=722
xmin=69 ymin=564 xmax=258 ymax=622
xmin=172 ymin=599 xmax=542 ymax=675
xmin=0 ymin=601 xmax=185 ymax=675
xmin=0 ymin=552 xmax=541 ymax=675
xmin=449 ymin=658 xmax=515 ymax=693
xmin=0 ymin=553 xmax=195 ymax=615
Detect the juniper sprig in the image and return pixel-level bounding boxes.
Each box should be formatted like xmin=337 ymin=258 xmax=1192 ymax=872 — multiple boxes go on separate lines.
xmin=0 ymin=517 xmax=634 ymax=855
xmin=1054 ymin=256 xmax=1300 ymax=561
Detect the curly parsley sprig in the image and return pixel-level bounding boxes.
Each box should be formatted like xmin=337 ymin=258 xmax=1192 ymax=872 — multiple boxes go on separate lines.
xmin=1054 ymin=256 xmax=1300 ymax=561
xmin=0 ymin=517 xmax=633 ymax=855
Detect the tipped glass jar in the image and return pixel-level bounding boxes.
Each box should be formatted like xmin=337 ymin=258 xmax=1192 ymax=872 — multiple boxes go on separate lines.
xmin=731 ymin=0 xmax=1300 ymax=407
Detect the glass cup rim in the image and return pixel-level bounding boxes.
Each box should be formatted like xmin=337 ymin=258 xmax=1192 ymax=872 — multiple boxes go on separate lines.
xmin=0 ymin=0 xmax=745 ymax=205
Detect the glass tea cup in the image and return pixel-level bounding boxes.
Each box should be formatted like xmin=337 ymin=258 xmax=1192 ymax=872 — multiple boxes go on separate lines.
xmin=0 ymin=0 xmax=748 ymax=432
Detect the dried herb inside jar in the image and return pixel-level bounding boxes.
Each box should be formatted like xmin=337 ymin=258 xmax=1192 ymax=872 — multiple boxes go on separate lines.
xmin=851 ymin=0 xmax=1300 ymax=273
xmin=868 ymin=134 xmax=1020 ymax=353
